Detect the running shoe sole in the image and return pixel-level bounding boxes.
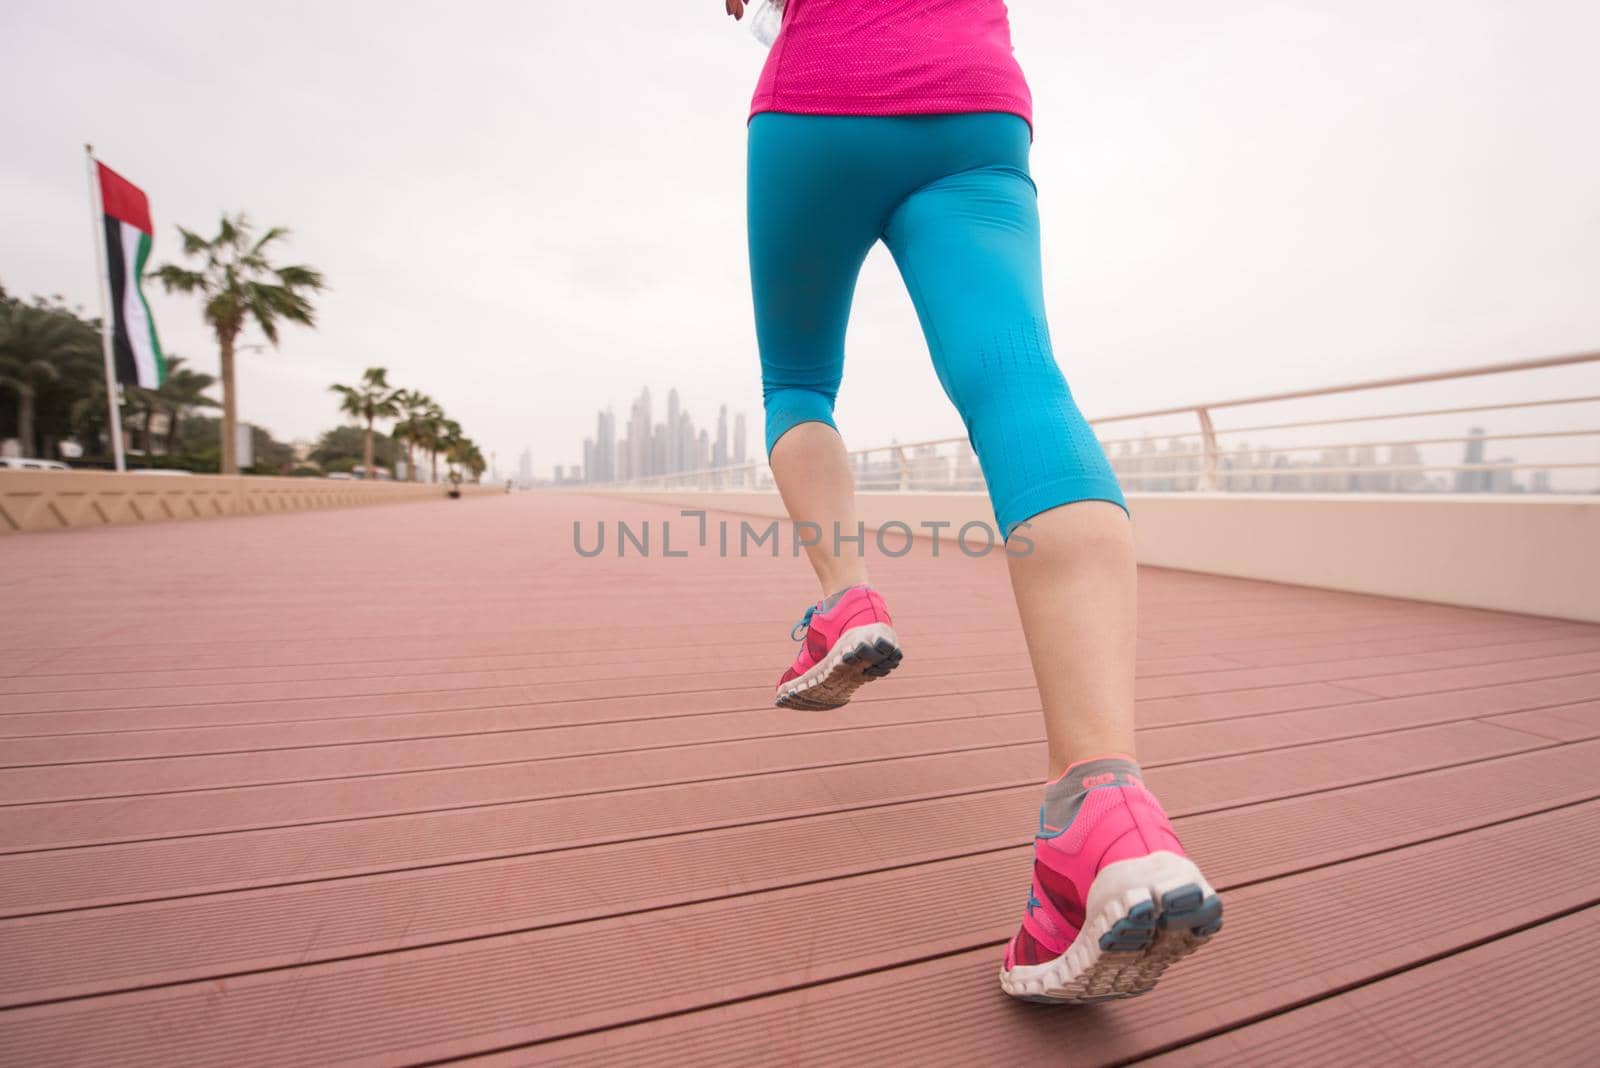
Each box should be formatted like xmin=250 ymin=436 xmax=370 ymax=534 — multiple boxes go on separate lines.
xmin=775 ymin=622 xmax=903 ymax=710
xmin=999 ymin=851 xmax=1223 ymax=1004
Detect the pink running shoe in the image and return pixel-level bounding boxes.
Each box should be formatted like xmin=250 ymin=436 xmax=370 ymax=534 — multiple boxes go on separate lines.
xmin=999 ymin=756 xmax=1223 ymax=1003
xmin=774 ymin=585 xmax=903 ymax=709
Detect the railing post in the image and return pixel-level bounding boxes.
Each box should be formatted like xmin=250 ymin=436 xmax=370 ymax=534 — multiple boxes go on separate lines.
xmin=894 ymin=446 xmax=910 ymax=491
xmin=1196 ymin=407 xmax=1220 ymax=491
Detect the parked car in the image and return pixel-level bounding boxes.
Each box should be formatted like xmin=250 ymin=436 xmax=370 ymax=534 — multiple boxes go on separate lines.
xmin=0 ymin=458 xmax=70 ymax=471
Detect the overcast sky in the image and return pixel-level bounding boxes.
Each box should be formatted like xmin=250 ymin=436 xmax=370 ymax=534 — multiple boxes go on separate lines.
xmin=3 ymin=1 xmax=1598 ymax=477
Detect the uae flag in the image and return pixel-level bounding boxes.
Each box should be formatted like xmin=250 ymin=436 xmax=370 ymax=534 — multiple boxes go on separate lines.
xmin=96 ymin=162 xmax=167 ymax=388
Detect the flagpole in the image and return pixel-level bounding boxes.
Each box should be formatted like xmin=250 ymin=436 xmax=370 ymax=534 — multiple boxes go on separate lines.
xmin=85 ymin=143 xmax=127 ymax=472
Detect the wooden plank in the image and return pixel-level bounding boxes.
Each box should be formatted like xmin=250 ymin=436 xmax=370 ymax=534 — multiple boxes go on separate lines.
xmin=5 ymin=739 xmax=1597 ymax=1007
xmin=1139 ymin=906 xmax=1600 ymax=1066
xmin=0 ymin=685 xmax=1047 ymax=767
xmin=9 ymin=672 xmax=1592 ymax=804
xmin=5 ymin=733 xmax=1595 ymax=920
xmin=0 ymin=662 xmax=1039 ymax=738
xmin=5 ymin=663 xmax=1594 ymax=787
xmin=4 ymin=789 xmax=1594 ymax=1066
xmin=518 ymin=803 xmax=1600 ymax=1067
xmin=0 ymin=715 xmax=1544 ymax=853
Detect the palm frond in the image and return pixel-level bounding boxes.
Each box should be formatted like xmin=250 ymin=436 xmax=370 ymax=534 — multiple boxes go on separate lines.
xmin=274 ymin=264 xmax=326 ymax=292
xmin=251 ymin=225 xmax=290 ymax=255
xmin=154 ymin=265 xmax=206 ymax=294
xmin=177 ymin=227 xmax=210 ymax=256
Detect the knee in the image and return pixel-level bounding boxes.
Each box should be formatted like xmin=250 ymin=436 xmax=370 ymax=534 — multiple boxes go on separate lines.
xmin=1008 ymin=501 xmax=1134 ymax=566
xmin=764 ymin=386 xmax=838 ymax=454
xmin=947 ymin=349 xmax=1073 ymax=449
xmin=942 ymin=317 xmax=1070 ymax=426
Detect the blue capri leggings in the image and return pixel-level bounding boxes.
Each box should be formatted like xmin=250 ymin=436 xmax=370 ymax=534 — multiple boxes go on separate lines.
xmin=748 ymin=111 xmax=1126 ymax=537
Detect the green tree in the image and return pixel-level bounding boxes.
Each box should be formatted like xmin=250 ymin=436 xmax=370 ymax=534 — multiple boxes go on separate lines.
xmin=329 ymin=366 xmax=399 ymax=479
xmin=245 ymin=424 xmax=296 ymax=474
xmin=0 ymin=298 xmax=94 ymax=457
xmin=152 ymin=356 xmax=221 ymax=455
xmin=429 ymin=416 xmax=462 ymax=484
xmin=398 ymin=398 xmax=448 ymax=483
xmin=389 ymin=388 xmax=435 ymax=482
xmin=0 ymin=292 xmax=109 ymax=459
xmin=124 ymin=356 xmax=221 ymax=457
xmin=172 ymin=415 xmax=295 ymax=474
xmin=154 ymin=213 xmax=325 ymax=474
xmin=311 ymin=424 xmax=394 ymax=473
xmin=447 ymin=434 xmax=486 ymax=482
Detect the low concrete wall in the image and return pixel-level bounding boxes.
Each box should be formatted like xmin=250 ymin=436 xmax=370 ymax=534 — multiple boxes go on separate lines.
xmin=0 ymin=471 xmax=497 ymax=535
xmin=588 ymin=488 xmax=1600 ymax=623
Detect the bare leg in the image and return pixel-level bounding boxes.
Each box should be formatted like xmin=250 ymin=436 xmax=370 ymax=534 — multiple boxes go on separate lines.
xmin=1006 ymin=500 xmax=1139 ymax=778
xmin=769 ymin=422 xmax=871 ymax=598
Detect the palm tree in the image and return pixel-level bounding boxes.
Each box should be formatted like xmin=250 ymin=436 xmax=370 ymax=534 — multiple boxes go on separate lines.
xmin=153 ymin=356 xmax=220 ymax=455
xmin=430 ymin=416 xmax=462 ymax=485
xmin=0 ymin=299 xmax=91 ymax=457
xmin=447 ymin=435 xmax=487 ymax=482
xmin=155 ymin=213 xmax=325 ymax=474
xmin=330 ymin=367 xmax=400 ymax=479
xmin=402 ymin=400 xmax=448 ymax=483
xmin=389 ymin=388 xmax=435 ymax=482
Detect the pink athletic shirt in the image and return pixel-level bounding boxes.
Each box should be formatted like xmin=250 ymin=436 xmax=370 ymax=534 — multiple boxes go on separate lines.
xmin=750 ymin=0 xmax=1032 ymax=126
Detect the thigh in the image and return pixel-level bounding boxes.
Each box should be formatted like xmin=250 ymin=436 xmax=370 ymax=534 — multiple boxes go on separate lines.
xmin=882 ymin=159 xmax=1053 ymax=412
xmin=884 ymin=148 xmax=1124 ymax=533
xmin=747 ymin=114 xmax=887 ymax=394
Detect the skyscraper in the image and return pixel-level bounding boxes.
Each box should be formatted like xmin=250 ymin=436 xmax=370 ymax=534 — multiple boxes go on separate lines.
xmin=676 ymin=410 xmax=695 ymax=474
xmin=733 ymin=412 xmax=747 ymax=464
xmin=517 ymin=448 xmax=533 ymax=485
xmin=652 ymin=422 xmax=669 ymax=477
xmin=713 ymin=404 xmax=729 ymax=468
xmin=1455 ymin=427 xmax=1488 ymax=492
xmin=629 ymin=387 xmax=653 ymax=479
xmin=667 ymin=388 xmax=682 ymax=473
xmin=595 ymin=408 xmax=616 ymax=483
xmin=1388 ymin=443 xmax=1427 ymax=491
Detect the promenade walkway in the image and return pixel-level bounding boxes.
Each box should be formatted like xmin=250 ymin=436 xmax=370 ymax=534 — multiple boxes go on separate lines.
xmin=2 ymin=492 xmax=1597 ymax=1065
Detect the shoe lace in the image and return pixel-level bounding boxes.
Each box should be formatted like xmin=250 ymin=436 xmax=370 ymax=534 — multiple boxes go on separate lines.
xmin=790 ymin=603 xmax=818 ymax=641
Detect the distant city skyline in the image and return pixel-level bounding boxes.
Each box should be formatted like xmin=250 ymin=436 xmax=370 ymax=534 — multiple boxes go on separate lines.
xmin=565 ymin=386 xmax=748 ymax=484
xmin=643 ymin=421 xmax=1584 ymax=496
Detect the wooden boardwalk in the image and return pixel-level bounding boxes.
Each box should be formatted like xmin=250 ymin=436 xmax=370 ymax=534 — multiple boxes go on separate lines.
xmin=2 ymin=492 xmax=1597 ymax=1065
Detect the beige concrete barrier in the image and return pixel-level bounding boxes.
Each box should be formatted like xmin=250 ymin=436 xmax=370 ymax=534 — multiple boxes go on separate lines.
xmin=584 ymin=488 xmax=1600 ymax=624
xmin=0 ymin=470 xmax=497 ymax=535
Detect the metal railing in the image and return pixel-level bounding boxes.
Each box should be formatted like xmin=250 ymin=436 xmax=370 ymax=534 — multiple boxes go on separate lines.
xmin=599 ymin=349 xmax=1600 ymax=496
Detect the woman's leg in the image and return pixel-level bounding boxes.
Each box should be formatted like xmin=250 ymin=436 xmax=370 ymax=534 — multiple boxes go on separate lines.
xmin=885 ymin=116 xmax=1221 ymax=1003
xmin=749 ymin=114 xmax=907 ymax=707
xmin=1006 ymin=501 xmax=1138 ymax=775
xmin=877 ymin=114 xmax=1218 ymax=1002
xmin=881 ymin=115 xmax=1134 ymax=775
xmin=748 ymin=114 xmax=885 ymax=598
xmin=770 ymin=422 xmax=870 ymax=597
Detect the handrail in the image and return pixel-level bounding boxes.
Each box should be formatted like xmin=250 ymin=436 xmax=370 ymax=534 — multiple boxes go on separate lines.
xmin=1114 ymin=461 xmax=1598 ymax=481
xmin=1096 ymin=396 xmax=1600 ymax=446
xmin=1161 ymin=428 xmax=1600 ymax=455
xmin=1086 ymin=349 xmax=1600 ymax=424
xmin=1204 ymin=394 xmax=1600 ymax=437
